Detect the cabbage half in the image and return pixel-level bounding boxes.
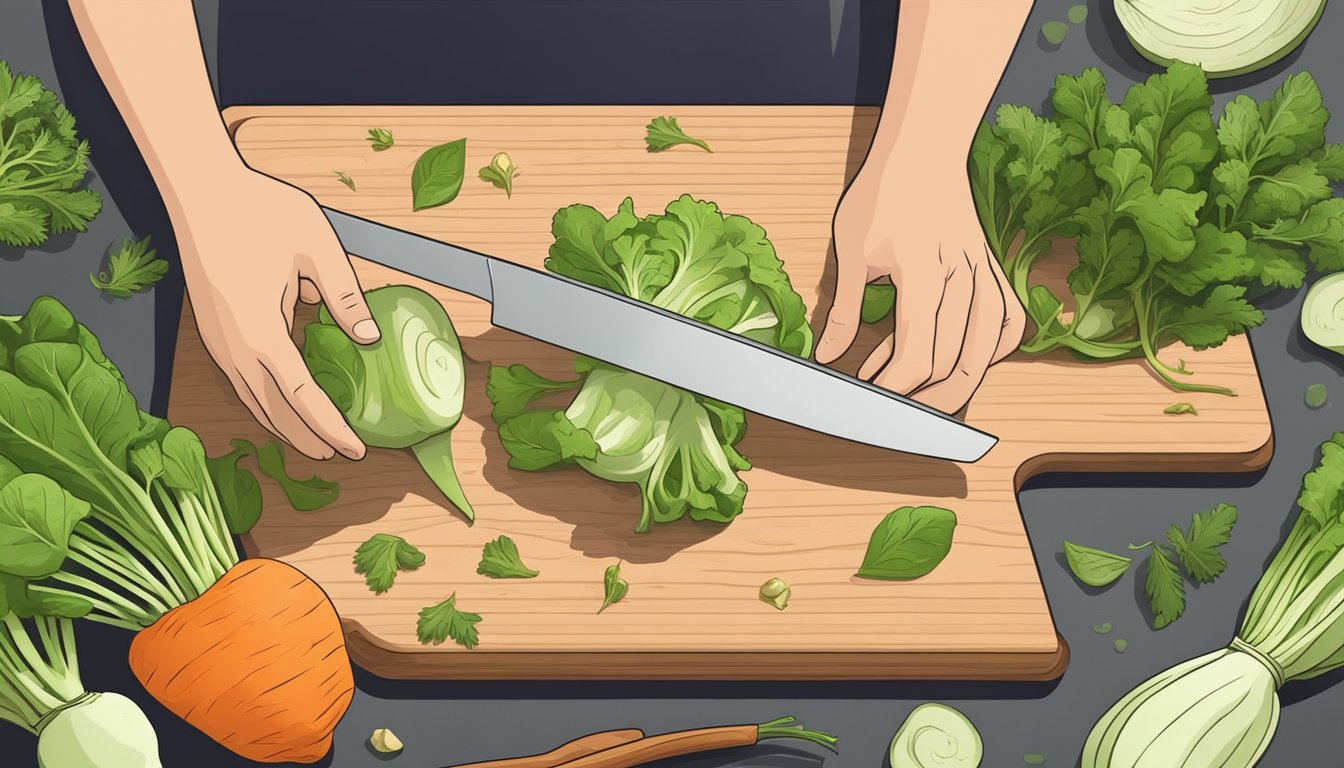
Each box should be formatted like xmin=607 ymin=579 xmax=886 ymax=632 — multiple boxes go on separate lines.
xmin=304 ymin=285 xmax=473 ymax=521
xmin=1114 ymin=1 xmax=1327 ymax=79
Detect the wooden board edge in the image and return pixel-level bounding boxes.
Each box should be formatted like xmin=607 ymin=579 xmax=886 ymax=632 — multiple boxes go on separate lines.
xmin=1015 ymin=423 xmax=1274 ymax=486
xmin=221 ymin=106 xmax=266 ymax=138
xmin=342 ymin=619 xmax=1070 ymax=682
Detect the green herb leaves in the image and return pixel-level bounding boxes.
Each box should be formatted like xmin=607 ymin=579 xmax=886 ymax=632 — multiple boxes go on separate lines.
xmin=0 ymin=472 xmax=90 ymax=577
xmin=334 ymin=170 xmax=356 ymax=191
xmin=599 ymin=562 xmax=628 ymax=614
xmin=1063 ymin=541 xmax=1132 ymax=587
xmin=974 ymin=63 xmax=1344 ymax=395
xmin=0 ymin=60 xmax=102 ymax=247
xmin=411 ymin=138 xmax=467 ymax=211
xmin=478 ymin=152 xmax=518 ymax=198
xmin=645 ymin=116 xmax=712 ymax=153
xmin=476 ymin=535 xmax=538 ymax=579
xmin=255 ymin=440 xmax=340 ymax=511
xmin=1167 ymin=502 xmax=1238 ymax=583
xmin=354 ymin=533 xmax=426 ymax=594
xmin=417 ymin=593 xmax=481 ymax=649
xmin=90 ymin=237 xmax=168 ymax=299
xmin=1144 ymin=545 xmax=1186 ymax=629
xmin=367 ymin=128 xmax=394 ymax=152
xmin=856 ymin=506 xmax=957 ymax=580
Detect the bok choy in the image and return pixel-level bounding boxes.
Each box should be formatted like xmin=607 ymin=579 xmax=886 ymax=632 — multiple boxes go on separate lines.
xmin=1083 ymin=431 xmax=1344 ymax=767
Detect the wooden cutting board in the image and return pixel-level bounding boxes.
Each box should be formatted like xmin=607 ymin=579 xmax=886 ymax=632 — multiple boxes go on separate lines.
xmin=166 ymin=106 xmax=1273 ymax=680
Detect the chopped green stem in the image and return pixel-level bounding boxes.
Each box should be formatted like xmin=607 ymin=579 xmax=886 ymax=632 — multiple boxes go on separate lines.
xmin=67 ymin=545 xmax=172 ymax=618
xmin=44 ymin=573 xmax=157 ymax=628
xmin=1128 ymin=541 xmax=1154 ymax=551
xmin=756 ymin=716 xmax=839 ymax=752
xmin=1140 ymin=336 xmax=1237 ymax=396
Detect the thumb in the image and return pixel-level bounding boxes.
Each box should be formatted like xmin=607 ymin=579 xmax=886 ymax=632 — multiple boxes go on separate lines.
xmin=305 ymin=251 xmax=380 ymax=345
xmin=815 ymin=248 xmax=867 ymax=364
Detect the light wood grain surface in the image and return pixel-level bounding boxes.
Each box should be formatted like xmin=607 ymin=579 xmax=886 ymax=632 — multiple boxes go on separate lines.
xmin=165 ymin=106 xmax=1273 ymax=680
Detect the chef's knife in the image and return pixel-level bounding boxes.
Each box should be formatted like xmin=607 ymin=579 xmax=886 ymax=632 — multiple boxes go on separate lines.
xmin=321 ymin=207 xmax=998 ymax=462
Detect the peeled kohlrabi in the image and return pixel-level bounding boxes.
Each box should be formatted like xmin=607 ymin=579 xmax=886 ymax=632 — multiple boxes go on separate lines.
xmin=1114 ymin=0 xmax=1327 ymax=79
xmin=303 ymin=285 xmax=474 ymax=522
xmin=889 ymin=703 xmax=984 ymax=768
xmin=0 ymin=611 xmax=161 ymax=768
xmin=1301 ymin=272 xmax=1344 ymax=356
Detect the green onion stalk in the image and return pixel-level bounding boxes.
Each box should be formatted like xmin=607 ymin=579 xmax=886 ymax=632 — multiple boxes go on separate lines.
xmin=0 ymin=612 xmax=161 ymax=767
xmin=1084 ymin=431 xmax=1344 ymax=767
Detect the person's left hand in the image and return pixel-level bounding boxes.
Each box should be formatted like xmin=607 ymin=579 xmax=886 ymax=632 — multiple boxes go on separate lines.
xmin=815 ymin=148 xmax=1025 ymax=414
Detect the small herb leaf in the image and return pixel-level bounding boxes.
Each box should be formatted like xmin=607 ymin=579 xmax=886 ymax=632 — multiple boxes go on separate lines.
xmin=411 ymin=138 xmax=467 ymax=211
xmin=856 ymin=506 xmax=957 ymax=580
xmin=599 ymin=562 xmax=628 ymax=613
xmin=477 ymin=535 xmax=539 ymax=579
xmin=1167 ymin=502 xmax=1237 ymax=583
xmin=417 ymin=593 xmax=481 ymax=648
xmin=645 ymin=116 xmax=712 ymax=153
xmin=334 ymin=170 xmax=356 ymax=191
xmin=478 ymin=152 xmax=518 ymax=198
xmin=1144 ymin=546 xmax=1186 ymax=629
xmin=205 ymin=443 xmax=262 ymax=535
xmin=90 ymin=237 xmax=168 ymax=299
xmin=354 ymin=533 xmax=426 ymax=594
xmin=1063 ymin=540 xmax=1132 ymax=587
xmin=368 ymin=128 xmax=394 ymax=151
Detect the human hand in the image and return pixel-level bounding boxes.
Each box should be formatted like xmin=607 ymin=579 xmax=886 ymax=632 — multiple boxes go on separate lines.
xmin=174 ymin=167 xmax=376 ymax=460
xmin=816 ymin=151 xmax=1025 ymax=414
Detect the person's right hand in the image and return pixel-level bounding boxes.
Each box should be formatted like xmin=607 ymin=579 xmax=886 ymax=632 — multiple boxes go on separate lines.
xmin=174 ymin=166 xmax=376 ymax=461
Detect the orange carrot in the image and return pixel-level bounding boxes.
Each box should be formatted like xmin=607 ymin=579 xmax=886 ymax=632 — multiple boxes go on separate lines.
xmin=448 ymin=729 xmax=646 ymax=768
xmin=128 ymin=558 xmax=354 ymax=764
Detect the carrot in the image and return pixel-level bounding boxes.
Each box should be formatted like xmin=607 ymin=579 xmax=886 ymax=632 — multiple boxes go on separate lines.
xmin=128 ymin=558 xmax=354 ymax=764
xmin=448 ymin=729 xmax=646 ymax=768
xmin=448 ymin=717 xmax=837 ymax=768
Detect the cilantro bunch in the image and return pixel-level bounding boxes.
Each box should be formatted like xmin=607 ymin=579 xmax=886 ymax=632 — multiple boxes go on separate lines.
xmin=972 ymin=63 xmax=1344 ymax=395
xmin=0 ymin=61 xmax=102 ymax=247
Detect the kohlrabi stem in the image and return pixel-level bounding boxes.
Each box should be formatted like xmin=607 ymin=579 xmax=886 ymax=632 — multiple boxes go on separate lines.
xmin=0 ymin=615 xmax=82 ymax=732
xmin=756 ymin=716 xmax=839 ymax=752
xmin=78 ymin=524 xmax=186 ymax=608
xmin=411 ymin=433 xmax=475 ymax=524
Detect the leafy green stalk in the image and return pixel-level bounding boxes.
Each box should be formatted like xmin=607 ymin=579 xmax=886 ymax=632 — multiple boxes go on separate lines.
xmin=756 ymin=716 xmax=839 ymax=752
xmin=0 ymin=614 xmax=83 ymax=733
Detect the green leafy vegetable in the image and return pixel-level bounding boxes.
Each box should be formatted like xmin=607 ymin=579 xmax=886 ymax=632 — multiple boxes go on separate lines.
xmin=416 ymin=592 xmax=480 ymax=648
xmin=1167 ymin=502 xmax=1238 ymax=583
xmin=252 ymin=440 xmax=339 ymax=511
xmin=0 ymin=474 xmax=90 ymax=577
xmin=478 ymin=152 xmax=518 ymax=198
xmin=1093 ymin=622 xmax=1113 ymax=634
xmin=89 ymin=237 xmax=168 ymax=299
xmin=1143 ymin=545 xmax=1186 ymax=629
xmin=973 ymin=64 xmax=1344 ymax=396
xmin=334 ymin=170 xmax=356 ymax=191
xmin=410 ymin=138 xmax=466 ymax=211
xmin=598 ymin=562 xmax=627 ymax=614
xmin=860 ymin=284 xmax=896 ymax=324
xmin=353 ymin=533 xmax=425 ymax=594
xmin=1062 ymin=540 xmax=1131 ymax=587
xmin=645 ymin=116 xmax=712 ymax=153
xmin=1306 ymin=383 xmax=1329 ymax=408
xmin=476 ymin=535 xmax=538 ymax=579
xmin=1041 ymin=21 xmax=1069 ymax=46
xmin=1067 ymin=4 xmax=1087 ymax=24
xmin=205 ymin=443 xmax=262 ymax=535
xmin=856 ymin=506 xmax=957 ymax=580
xmin=889 ymin=703 xmax=983 ymax=768
xmin=488 ymin=197 xmax=813 ymax=532
xmin=367 ymin=128 xmax=394 ymax=152
xmin=1164 ymin=402 xmax=1199 ymax=415
xmin=0 ymin=61 xmax=102 ymax=247
xmin=304 ymin=285 xmax=473 ymax=522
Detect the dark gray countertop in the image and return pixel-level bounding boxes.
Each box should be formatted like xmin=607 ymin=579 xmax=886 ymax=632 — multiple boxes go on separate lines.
xmin=4 ymin=1 xmax=1344 ymax=766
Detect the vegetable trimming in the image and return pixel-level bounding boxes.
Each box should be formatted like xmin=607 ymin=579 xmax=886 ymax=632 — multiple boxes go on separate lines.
xmin=971 ymin=63 xmax=1344 ymax=395
xmin=0 ymin=296 xmax=354 ymax=764
xmin=645 ymin=116 xmax=712 ymax=153
xmin=857 ymin=506 xmax=957 ymax=580
xmin=1082 ymin=432 xmax=1344 ymax=767
xmin=0 ymin=60 xmax=102 ymax=247
xmin=304 ymin=284 xmax=475 ymax=522
xmin=90 ymin=236 xmax=168 ymax=299
xmin=0 ymin=610 xmax=161 ymax=768
xmin=1114 ymin=0 xmax=1327 ymax=79
xmin=888 ymin=703 xmax=983 ymax=768
xmin=487 ymin=196 xmax=814 ymax=532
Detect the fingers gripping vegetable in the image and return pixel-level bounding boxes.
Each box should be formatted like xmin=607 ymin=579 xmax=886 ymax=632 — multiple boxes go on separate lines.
xmin=488 ymin=196 xmax=813 ymax=532
xmin=0 ymin=608 xmax=161 ymax=768
xmin=304 ymin=285 xmax=474 ymax=521
xmin=1114 ymin=0 xmax=1326 ymax=79
xmin=0 ymin=296 xmax=354 ymax=764
xmin=1083 ymin=432 xmax=1344 ymax=767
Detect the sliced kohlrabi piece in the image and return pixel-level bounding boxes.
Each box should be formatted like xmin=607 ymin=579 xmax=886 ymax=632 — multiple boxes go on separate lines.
xmin=1302 ymin=272 xmax=1344 ymax=356
xmin=889 ymin=702 xmax=984 ymax=768
xmin=1114 ymin=0 xmax=1327 ymax=78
